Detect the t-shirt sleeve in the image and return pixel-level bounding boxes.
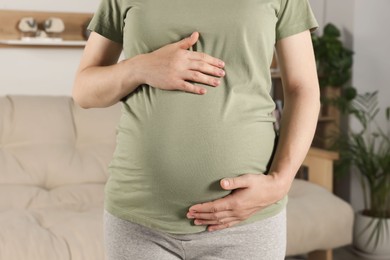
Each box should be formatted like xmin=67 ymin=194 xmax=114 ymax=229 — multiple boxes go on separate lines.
xmin=87 ymin=0 xmax=124 ymax=44
xmin=275 ymin=0 xmax=319 ymax=41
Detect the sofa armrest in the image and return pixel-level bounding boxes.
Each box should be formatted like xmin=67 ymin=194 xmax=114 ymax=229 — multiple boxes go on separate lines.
xmin=302 ymin=148 xmax=339 ymax=193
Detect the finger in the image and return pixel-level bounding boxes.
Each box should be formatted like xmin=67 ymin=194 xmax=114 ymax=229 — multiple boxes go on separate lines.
xmin=178 ymin=80 xmax=207 ymax=94
xmin=203 ymin=208 xmax=263 ymax=230
xmin=189 ymin=51 xmax=225 ymax=68
xmin=187 ymin=210 xmax=234 ymax=221
xmin=208 ymin=220 xmax=241 ymax=232
xmin=177 ymin=31 xmax=199 ymax=50
xmin=183 ymin=70 xmax=221 ymax=87
xmin=193 ymin=217 xmax=239 ymax=226
xmin=220 ymin=174 xmax=253 ymax=190
xmin=189 ymin=195 xmax=232 ymax=213
xmin=191 ymin=207 xmax=260 ymax=223
xmin=188 ymin=61 xmax=225 ymax=78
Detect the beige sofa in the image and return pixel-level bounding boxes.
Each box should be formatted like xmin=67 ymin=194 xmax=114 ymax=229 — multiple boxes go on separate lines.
xmin=0 ymin=95 xmax=353 ymax=260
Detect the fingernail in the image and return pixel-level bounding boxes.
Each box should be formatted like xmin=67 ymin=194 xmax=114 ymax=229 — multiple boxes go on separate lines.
xmin=200 ymin=88 xmax=207 ymax=94
xmin=194 ymin=220 xmax=201 ymax=225
xmin=214 ymin=80 xmax=220 ymax=86
xmin=219 ymin=70 xmax=225 ymax=76
xmin=187 ymin=213 xmax=194 ymax=219
xmin=219 ymin=61 xmax=225 ymax=67
xmin=222 ymin=179 xmax=229 ymax=187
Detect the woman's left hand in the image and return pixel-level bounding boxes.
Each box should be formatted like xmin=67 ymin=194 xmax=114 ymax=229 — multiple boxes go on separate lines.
xmin=186 ymin=173 xmax=290 ymax=232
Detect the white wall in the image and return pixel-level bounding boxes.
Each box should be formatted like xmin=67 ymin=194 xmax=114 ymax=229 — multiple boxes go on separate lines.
xmin=0 ymin=0 xmax=100 ymax=96
xmin=308 ymin=0 xmax=326 ymax=30
xmin=309 ymin=0 xmax=390 ymax=131
xmin=353 ymin=0 xmax=390 ymax=130
xmin=0 ymin=0 xmax=98 ymax=13
xmin=310 ymin=0 xmax=355 ymax=48
xmin=309 ymin=0 xmax=390 ymax=212
xmin=350 ymin=0 xmax=390 ymax=211
xmin=324 ymin=0 xmax=355 ymax=48
xmin=0 ymin=48 xmax=85 ymax=96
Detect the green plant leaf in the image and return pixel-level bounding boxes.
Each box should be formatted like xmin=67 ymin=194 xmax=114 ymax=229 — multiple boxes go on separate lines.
xmin=336 ymin=90 xmax=390 ymax=232
xmin=324 ymin=23 xmax=341 ymax=38
xmin=344 ymin=86 xmax=357 ymax=101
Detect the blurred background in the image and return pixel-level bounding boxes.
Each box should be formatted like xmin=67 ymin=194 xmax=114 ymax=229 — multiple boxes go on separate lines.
xmin=0 ymin=0 xmax=389 ymax=259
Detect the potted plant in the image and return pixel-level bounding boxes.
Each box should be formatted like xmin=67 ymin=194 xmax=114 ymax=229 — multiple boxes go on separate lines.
xmin=311 ymin=23 xmax=357 ymax=148
xmin=336 ymin=91 xmax=390 ymax=258
xmin=311 ymin=23 xmax=354 ymax=88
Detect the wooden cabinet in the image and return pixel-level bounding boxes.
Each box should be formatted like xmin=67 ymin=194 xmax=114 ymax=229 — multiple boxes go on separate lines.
xmin=316 ymin=87 xmax=341 ymax=149
xmin=271 ymin=72 xmax=340 ymax=149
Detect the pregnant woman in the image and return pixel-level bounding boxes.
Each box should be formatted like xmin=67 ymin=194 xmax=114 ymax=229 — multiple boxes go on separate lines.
xmin=73 ymin=0 xmax=320 ymax=259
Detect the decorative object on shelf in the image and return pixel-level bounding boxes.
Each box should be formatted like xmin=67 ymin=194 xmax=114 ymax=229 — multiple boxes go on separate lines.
xmin=43 ymin=17 xmax=65 ymax=34
xmin=18 ymin=17 xmax=38 ymax=38
xmin=18 ymin=16 xmax=65 ymax=43
xmin=335 ymin=91 xmax=390 ymax=259
xmin=0 ymin=10 xmax=92 ymax=48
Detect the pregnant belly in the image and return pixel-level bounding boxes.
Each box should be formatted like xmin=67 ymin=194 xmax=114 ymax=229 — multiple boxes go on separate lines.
xmin=155 ymin=123 xmax=276 ymax=201
xmin=107 ymin=88 xmax=276 ymax=218
xmin=111 ymin=120 xmax=276 ymax=206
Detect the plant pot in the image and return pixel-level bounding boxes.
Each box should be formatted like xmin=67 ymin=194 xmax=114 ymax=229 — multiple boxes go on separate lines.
xmin=353 ymin=211 xmax=390 ymax=259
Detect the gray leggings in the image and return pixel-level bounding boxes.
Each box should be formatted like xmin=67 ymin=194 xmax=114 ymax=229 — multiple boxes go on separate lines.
xmin=103 ymin=208 xmax=286 ymax=260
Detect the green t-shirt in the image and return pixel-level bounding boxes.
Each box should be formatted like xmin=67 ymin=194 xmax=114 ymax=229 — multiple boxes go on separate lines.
xmin=88 ymin=0 xmax=318 ymax=234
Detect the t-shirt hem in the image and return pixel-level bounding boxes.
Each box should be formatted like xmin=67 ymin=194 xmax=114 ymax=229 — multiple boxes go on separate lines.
xmin=104 ymin=195 xmax=288 ymax=235
xmin=104 ymin=201 xmax=207 ymax=234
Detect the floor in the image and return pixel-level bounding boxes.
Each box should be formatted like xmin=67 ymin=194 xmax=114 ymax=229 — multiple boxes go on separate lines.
xmin=334 ymin=246 xmax=378 ymax=260
xmin=286 ymin=245 xmax=380 ymax=260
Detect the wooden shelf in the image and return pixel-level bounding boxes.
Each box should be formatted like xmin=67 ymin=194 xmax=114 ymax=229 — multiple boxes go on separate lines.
xmin=0 ymin=10 xmax=92 ymax=48
xmin=272 ymin=71 xmax=341 ymax=149
xmin=0 ymin=39 xmax=86 ymax=47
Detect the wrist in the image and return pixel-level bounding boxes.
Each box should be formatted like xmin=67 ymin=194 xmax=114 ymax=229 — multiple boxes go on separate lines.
xmin=120 ymin=54 xmax=148 ymax=87
xmin=269 ymin=171 xmax=294 ymax=197
xmin=132 ymin=53 xmax=153 ymax=86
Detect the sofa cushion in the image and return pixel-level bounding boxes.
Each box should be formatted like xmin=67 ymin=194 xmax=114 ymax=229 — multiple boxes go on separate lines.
xmin=286 ymin=179 xmax=354 ymax=256
xmin=0 ymin=96 xmax=121 ymax=260
xmin=0 ymin=207 xmax=104 ymax=260
xmin=0 ymin=96 xmax=121 ymax=203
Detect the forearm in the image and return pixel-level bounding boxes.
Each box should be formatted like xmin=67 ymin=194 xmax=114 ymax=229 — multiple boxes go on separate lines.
xmin=73 ymin=55 xmax=143 ymax=109
xmin=269 ymin=86 xmax=320 ymax=191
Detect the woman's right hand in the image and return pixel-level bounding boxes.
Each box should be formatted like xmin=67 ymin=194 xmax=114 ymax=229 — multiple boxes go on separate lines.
xmin=73 ymin=31 xmax=223 ymax=109
xmin=135 ymin=32 xmax=226 ymax=95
